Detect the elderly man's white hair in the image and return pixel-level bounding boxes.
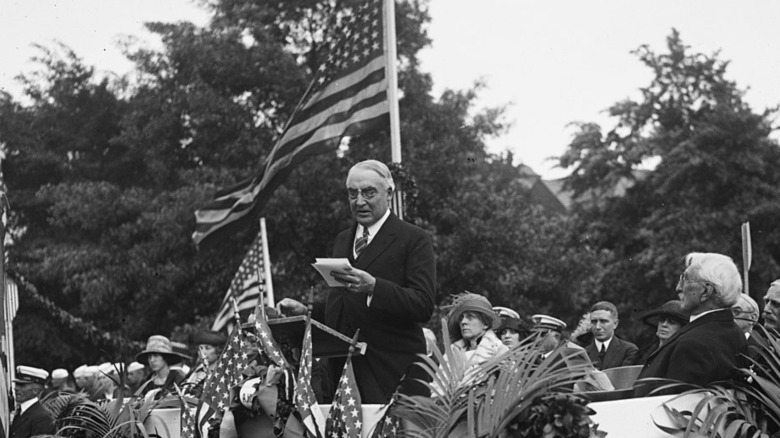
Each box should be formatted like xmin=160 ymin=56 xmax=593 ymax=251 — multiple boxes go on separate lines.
xmin=684 ymin=252 xmax=742 ymax=307
xmin=347 ymin=160 xmax=395 ymax=191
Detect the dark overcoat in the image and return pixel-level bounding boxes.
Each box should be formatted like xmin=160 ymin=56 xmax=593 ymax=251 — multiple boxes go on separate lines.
xmin=634 ymin=309 xmax=747 ymax=397
xmin=314 ymin=213 xmax=436 ymax=403
xmin=584 ymin=336 xmax=639 ymax=370
xmin=10 ymin=401 xmax=55 ymax=438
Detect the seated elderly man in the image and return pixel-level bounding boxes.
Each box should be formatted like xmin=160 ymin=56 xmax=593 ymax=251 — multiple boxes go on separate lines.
xmin=762 ymin=280 xmax=780 ymax=334
xmin=634 ymin=252 xmax=748 ymax=397
xmin=732 ymin=293 xmax=761 ymax=357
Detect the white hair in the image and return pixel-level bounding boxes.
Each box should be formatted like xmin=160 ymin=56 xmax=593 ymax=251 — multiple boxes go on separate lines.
xmin=685 ymin=252 xmax=742 ymax=307
xmin=347 ymin=160 xmax=395 ymax=191
xmin=734 ymin=294 xmax=759 ymax=322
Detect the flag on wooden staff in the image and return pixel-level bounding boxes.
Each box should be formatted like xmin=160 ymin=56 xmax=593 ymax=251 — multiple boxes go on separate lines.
xmin=294 ymin=314 xmax=325 ymax=438
xmin=741 ymin=222 xmax=752 ymax=294
xmin=193 ymin=0 xmax=390 ymax=246
xmin=326 ymin=330 xmax=363 ymax=438
xmin=212 ymin=228 xmax=270 ymax=332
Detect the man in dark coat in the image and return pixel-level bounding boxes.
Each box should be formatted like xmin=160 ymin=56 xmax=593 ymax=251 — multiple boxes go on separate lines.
xmin=278 ymin=160 xmax=436 ymax=404
xmin=634 ymin=252 xmax=748 ymax=397
xmin=11 ymin=366 xmax=56 ymax=438
xmin=583 ymin=301 xmax=638 ymax=370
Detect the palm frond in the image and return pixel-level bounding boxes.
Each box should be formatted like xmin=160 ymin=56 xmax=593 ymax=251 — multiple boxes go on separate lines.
xmin=395 ymin=319 xmax=597 ymax=438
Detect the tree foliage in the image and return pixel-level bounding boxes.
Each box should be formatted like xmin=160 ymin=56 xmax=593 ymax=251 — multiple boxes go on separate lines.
xmin=1 ymin=0 xmax=593 ymax=368
xmin=558 ymin=29 xmax=780 ymax=343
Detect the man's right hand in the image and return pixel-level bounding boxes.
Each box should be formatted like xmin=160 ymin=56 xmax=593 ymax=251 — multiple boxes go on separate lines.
xmin=276 ymin=298 xmax=307 ymax=317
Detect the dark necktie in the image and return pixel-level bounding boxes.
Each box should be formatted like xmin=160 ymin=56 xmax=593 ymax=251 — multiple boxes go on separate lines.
xmin=598 ymin=343 xmax=606 ymax=363
xmin=354 ymin=228 xmax=369 ymax=257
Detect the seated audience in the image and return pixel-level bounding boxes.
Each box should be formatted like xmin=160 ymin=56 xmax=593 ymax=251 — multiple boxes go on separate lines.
xmin=11 ymin=366 xmax=56 ymax=438
xmin=446 ymin=292 xmax=508 ymax=384
xmin=125 ymin=362 xmax=147 ymax=395
xmin=732 ymin=293 xmax=761 ymax=359
xmin=135 ymin=335 xmax=188 ymax=399
xmin=762 ymin=280 xmax=780 ymax=334
xmin=497 ymin=317 xmax=530 ymax=349
xmin=584 ymin=301 xmax=638 ymax=370
xmin=634 ymin=252 xmax=748 ymax=397
xmin=636 ymin=300 xmax=689 ymax=364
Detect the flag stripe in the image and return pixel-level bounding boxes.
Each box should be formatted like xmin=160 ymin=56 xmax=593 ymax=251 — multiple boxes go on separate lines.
xmin=211 ymin=231 xmax=268 ymax=332
xmin=270 ymin=84 xmax=388 ymax=161
xmin=296 ymin=59 xmax=386 ymax=117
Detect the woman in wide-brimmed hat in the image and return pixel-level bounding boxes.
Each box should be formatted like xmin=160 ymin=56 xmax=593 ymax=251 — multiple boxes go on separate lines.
xmin=446 ymin=292 xmax=508 ymax=370
xmin=135 ymin=335 xmax=189 ymax=398
xmin=635 ymin=300 xmax=689 ymax=364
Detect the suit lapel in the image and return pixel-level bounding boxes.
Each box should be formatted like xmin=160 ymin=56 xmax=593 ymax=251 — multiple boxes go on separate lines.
xmin=603 ymin=338 xmax=619 ymax=368
xmin=353 ymin=213 xmax=399 ymax=270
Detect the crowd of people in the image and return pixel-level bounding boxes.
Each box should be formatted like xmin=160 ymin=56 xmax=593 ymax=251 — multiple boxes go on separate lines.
xmin=10 ymin=160 xmax=780 ymax=437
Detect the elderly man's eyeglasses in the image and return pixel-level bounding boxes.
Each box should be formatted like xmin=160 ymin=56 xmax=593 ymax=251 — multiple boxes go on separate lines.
xmin=677 ymin=274 xmax=712 ymax=290
xmin=347 ymin=187 xmax=379 ymax=200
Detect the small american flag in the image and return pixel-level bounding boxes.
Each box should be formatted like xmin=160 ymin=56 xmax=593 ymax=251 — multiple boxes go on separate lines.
xmin=326 ymin=356 xmax=363 ymax=438
xmin=199 ymin=327 xmax=252 ymax=427
xmin=211 ymin=231 xmax=266 ymax=331
xmin=253 ymin=304 xmax=289 ymax=369
xmin=180 ymin=398 xmax=197 ymax=438
xmin=294 ymin=317 xmax=325 ymax=438
xmin=193 ymin=0 xmax=389 ymax=246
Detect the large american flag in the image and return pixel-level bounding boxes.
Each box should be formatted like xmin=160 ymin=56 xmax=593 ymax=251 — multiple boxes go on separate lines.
xmin=193 ymin=0 xmax=389 ymax=246
xmin=326 ymin=356 xmax=363 ymax=438
xmin=211 ymin=231 xmax=266 ymax=331
xmin=294 ymin=317 xmax=325 ymax=438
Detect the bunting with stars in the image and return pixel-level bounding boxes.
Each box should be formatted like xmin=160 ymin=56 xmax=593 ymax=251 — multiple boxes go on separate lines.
xmin=294 ymin=316 xmax=326 ymax=438
xmin=325 ymin=355 xmax=363 ymax=438
xmin=198 ymin=326 xmax=251 ymax=429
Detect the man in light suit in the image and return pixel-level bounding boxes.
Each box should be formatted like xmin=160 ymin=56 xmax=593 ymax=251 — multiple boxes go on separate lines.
xmin=279 ymin=160 xmax=436 ymax=403
xmin=11 ymin=366 xmax=56 ymax=438
xmin=583 ymin=301 xmax=638 ymax=370
xmin=634 ymin=252 xmax=748 ymax=397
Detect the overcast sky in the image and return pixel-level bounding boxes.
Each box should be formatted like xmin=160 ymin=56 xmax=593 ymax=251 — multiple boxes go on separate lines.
xmin=2 ymin=0 xmax=780 ymax=179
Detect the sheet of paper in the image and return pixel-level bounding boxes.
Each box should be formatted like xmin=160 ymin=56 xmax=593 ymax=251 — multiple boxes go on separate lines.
xmin=311 ymin=258 xmax=352 ymax=287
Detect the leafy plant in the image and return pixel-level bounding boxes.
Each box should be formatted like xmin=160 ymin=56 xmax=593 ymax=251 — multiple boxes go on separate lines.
xmin=392 ymin=319 xmax=602 ymax=437
xmin=657 ymin=326 xmax=780 ymax=437
xmin=45 ymin=391 xmax=172 ymax=438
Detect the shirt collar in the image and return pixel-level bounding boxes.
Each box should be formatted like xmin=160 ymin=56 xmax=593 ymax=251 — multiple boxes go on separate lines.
xmin=690 ymin=308 xmax=721 ymax=322
xmin=595 ymin=337 xmax=613 ymax=351
xmin=356 ymin=209 xmax=391 ymax=244
xmin=20 ymin=397 xmax=38 ymax=414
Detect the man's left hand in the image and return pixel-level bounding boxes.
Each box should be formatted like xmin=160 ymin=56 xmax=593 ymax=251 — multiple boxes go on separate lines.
xmin=331 ymin=266 xmax=376 ymax=294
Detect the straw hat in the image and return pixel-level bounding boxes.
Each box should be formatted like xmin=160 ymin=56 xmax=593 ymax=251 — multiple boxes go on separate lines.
xmin=639 ymin=300 xmax=689 ymax=327
xmin=446 ymin=292 xmax=501 ymax=340
xmin=135 ymin=335 xmax=188 ymax=366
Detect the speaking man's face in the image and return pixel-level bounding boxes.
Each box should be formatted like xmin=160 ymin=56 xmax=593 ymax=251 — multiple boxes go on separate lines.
xmin=346 ymin=168 xmax=391 ymax=227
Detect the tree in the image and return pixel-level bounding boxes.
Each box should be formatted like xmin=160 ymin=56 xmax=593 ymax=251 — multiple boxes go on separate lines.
xmin=1 ymin=0 xmax=597 ymax=368
xmin=558 ymin=29 xmax=780 ymax=342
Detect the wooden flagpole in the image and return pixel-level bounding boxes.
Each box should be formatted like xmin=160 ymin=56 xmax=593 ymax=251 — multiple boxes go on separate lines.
xmin=384 ymin=0 xmax=404 ymax=220
xmin=259 ymin=218 xmax=274 ymax=307
xmin=741 ymin=222 xmax=752 ymax=295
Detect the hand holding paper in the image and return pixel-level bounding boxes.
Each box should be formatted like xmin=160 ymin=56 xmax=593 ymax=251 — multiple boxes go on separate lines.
xmin=311 ymin=258 xmax=353 ymax=287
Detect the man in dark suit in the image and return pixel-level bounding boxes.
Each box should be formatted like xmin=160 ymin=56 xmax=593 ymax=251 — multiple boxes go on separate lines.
xmin=634 ymin=252 xmax=748 ymax=397
xmin=11 ymin=366 xmax=56 ymax=438
xmin=583 ymin=301 xmax=638 ymax=370
xmin=278 ymin=160 xmax=436 ymax=403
